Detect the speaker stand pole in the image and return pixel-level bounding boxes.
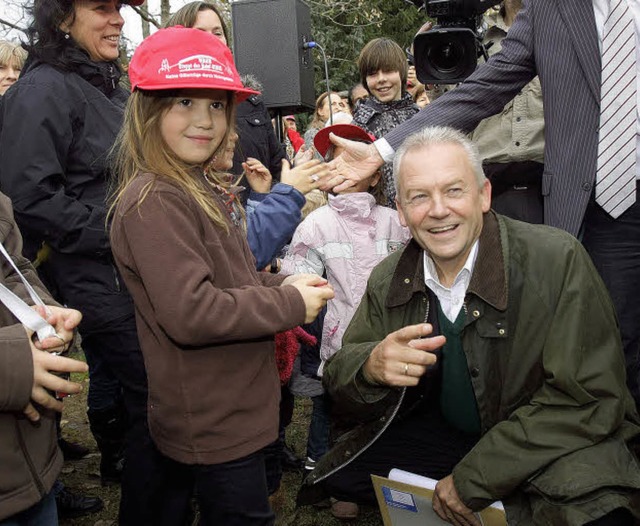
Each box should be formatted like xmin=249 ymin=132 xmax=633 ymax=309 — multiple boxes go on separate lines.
xmin=274 ymin=109 xmax=284 ymax=145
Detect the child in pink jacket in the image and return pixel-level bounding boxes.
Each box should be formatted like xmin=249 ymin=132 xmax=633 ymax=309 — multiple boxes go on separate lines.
xmin=281 ymin=123 xmax=410 ymax=376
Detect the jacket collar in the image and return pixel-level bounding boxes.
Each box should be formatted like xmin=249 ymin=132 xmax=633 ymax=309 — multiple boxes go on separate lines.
xmin=355 ymin=92 xmax=417 ymax=122
xmin=386 ymin=211 xmax=507 ymax=311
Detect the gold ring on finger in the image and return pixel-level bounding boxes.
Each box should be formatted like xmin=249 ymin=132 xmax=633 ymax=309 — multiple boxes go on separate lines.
xmin=404 ymin=363 xmax=409 ymax=375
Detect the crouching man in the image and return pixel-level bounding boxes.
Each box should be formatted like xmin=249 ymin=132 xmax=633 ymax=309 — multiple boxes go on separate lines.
xmin=299 ymin=127 xmax=640 ymax=525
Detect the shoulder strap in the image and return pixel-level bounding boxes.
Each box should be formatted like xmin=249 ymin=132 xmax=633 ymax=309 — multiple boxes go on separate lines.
xmin=0 ymin=242 xmax=56 ymax=341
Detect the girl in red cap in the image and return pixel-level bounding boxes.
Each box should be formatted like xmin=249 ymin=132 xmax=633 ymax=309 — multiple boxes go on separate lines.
xmin=109 ymin=27 xmax=333 ymax=525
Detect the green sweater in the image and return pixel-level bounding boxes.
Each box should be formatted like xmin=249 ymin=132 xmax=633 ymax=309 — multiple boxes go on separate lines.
xmin=437 ymin=303 xmax=481 ymax=435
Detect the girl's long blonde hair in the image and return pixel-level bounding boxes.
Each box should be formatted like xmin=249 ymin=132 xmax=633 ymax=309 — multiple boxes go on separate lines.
xmin=109 ymin=89 xmax=236 ymax=232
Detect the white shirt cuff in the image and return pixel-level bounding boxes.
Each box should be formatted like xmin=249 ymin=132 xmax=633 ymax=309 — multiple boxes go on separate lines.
xmin=374 ymin=138 xmax=395 ymax=163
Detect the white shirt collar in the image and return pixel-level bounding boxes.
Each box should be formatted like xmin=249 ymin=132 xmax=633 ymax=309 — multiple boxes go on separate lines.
xmin=423 ymin=240 xmax=479 ymax=323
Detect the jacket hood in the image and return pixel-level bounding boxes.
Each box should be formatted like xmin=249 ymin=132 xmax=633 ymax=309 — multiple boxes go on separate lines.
xmin=328 ymin=192 xmax=376 ymax=218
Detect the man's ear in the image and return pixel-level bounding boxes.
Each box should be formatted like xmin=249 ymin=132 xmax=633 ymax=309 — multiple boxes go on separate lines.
xmin=480 ymin=178 xmax=492 ymax=213
xmin=396 ymin=197 xmax=408 ymax=228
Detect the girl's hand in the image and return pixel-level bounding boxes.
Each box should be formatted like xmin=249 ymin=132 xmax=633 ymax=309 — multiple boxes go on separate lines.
xmin=243 ymin=157 xmax=272 ymax=194
xmin=292 ymin=145 xmax=314 ymax=167
xmin=281 ymin=158 xmax=330 ymax=195
xmin=287 ymin=275 xmax=335 ymax=324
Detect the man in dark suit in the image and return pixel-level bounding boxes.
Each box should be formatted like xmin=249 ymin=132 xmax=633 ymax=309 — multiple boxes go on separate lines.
xmin=326 ymin=0 xmax=640 ymax=406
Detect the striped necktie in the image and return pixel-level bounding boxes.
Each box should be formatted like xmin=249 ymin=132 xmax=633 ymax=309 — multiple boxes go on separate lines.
xmin=595 ymin=0 xmax=637 ymax=218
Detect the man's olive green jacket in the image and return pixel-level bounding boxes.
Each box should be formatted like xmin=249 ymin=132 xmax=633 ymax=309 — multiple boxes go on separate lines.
xmin=302 ymin=212 xmax=640 ymax=525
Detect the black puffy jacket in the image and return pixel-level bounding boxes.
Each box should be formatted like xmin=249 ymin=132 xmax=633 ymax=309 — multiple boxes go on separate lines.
xmin=232 ymin=92 xmax=287 ymax=202
xmin=0 ymin=50 xmax=133 ymax=331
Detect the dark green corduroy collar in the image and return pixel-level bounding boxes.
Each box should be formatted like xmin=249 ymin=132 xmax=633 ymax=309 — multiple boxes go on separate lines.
xmin=386 ymin=211 xmax=507 ymax=311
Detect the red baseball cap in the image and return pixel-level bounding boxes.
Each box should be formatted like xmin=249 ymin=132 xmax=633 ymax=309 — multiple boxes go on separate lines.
xmin=128 ymin=26 xmax=260 ymax=102
xmin=123 ymin=0 xmax=145 ymax=5
xmin=314 ymin=124 xmax=375 ymax=157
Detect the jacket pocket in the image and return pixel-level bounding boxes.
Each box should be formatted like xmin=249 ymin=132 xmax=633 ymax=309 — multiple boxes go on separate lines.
xmin=242 ymin=111 xmax=269 ymax=129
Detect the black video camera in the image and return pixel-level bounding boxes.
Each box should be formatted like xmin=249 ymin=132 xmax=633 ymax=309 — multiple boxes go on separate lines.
xmin=413 ymin=0 xmax=501 ymax=84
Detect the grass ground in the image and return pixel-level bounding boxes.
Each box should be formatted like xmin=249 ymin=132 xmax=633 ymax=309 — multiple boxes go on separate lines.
xmin=58 ymin=347 xmax=384 ymax=526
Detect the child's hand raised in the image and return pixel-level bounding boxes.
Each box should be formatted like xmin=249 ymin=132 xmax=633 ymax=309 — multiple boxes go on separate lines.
xmin=281 ymin=158 xmax=330 ymax=195
xmin=284 ymin=274 xmax=334 ymax=324
xmin=292 ymin=145 xmax=314 ymax=166
xmin=243 ymin=157 xmax=272 ymax=194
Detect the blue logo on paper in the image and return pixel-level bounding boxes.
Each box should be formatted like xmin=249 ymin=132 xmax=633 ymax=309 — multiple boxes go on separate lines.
xmin=382 ymin=486 xmax=418 ymax=513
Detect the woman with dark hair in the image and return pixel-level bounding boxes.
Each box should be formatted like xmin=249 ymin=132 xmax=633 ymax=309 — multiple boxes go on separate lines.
xmin=0 ymin=0 xmax=166 ymax=523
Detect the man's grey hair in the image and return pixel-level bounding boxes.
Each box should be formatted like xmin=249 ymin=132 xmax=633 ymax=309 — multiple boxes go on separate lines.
xmin=392 ymin=126 xmax=487 ymax=197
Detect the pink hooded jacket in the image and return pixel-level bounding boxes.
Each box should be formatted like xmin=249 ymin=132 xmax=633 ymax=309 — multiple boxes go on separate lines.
xmin=281 ymin=193 xmax=410 ymax=375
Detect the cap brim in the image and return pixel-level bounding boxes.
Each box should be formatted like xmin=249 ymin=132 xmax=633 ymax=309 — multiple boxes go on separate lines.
xmin=314 ymin=124 xmax=374 ymax=157
xmin=123 ymin=0 xmax=145 ymax=6
xmin=133 ymin=82 xmax=260 ymax=103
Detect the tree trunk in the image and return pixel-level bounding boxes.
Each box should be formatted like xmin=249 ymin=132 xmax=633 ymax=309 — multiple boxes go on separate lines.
xmin=140 ymin=0 xmax=150 ymax=39
xmin=160 ymin=0 xmax=171 ymax=26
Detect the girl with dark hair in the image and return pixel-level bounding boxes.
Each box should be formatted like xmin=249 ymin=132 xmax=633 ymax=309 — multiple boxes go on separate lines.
xmin=0 ymin=0 xmax=168 ymax=523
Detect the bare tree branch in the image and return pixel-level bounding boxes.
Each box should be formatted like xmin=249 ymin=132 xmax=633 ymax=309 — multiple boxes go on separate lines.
xmin=139 ymin=1 xmax=151 ymax=39
xmin=129 ymin=5 xmax=160 ymax=29
xmin=0 ymin=16 xmax=27 ymax=33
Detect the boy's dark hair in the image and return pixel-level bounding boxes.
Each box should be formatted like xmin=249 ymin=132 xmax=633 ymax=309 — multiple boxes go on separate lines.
xmin=357 ymin=38 xmax=408 ymax=97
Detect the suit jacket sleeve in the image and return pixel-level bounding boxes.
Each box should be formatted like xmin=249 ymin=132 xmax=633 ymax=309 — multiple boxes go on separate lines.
xmin=385 ymin=0 xmax=537 ymax=150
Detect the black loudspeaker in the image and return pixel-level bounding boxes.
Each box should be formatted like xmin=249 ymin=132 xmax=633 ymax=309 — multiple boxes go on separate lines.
xmin=231 ymin=0 xmax=315 ymax=113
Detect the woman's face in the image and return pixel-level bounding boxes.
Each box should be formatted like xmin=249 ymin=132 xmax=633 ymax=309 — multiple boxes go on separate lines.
xmin=62 ymin=0 xmax=124 ymax=62
xmin=193 ymin=9 xmax=227 ymax=46
xmin=0 ymin=59 xmax=21 ymax=96
xmin=318 ymin=94 xmax=346 ymax=122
